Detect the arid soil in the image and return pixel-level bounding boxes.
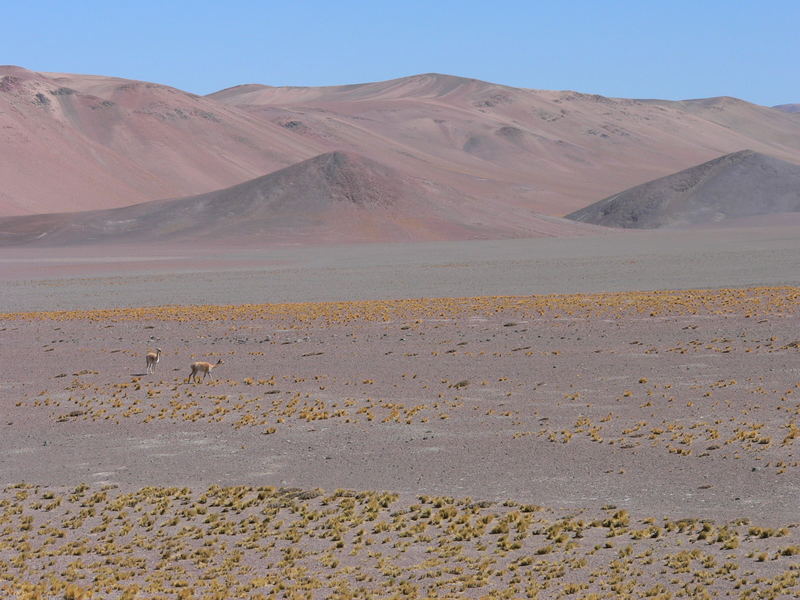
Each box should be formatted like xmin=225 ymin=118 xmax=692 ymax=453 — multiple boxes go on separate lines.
xmin=2 ymin=289 xmax=799 ymax=599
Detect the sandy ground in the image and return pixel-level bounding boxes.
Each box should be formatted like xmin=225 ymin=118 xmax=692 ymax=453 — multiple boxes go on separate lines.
xmin=2 ymin=233 xmax=800 ymax=598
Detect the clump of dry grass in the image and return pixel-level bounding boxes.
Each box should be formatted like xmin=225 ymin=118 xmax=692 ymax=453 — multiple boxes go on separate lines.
xmin=3 ymin=286 xmax=799 ymax=324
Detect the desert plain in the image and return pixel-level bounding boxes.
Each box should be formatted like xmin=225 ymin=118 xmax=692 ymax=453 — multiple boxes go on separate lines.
xmin=2 ymin=65 xmax=800 ymax=599
xmin=2 ymin=229 xmax=800 ymax=600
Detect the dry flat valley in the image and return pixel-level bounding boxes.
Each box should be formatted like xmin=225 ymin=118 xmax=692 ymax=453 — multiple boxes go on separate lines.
xmin=2 ymin=271 xmax=800 ymax=599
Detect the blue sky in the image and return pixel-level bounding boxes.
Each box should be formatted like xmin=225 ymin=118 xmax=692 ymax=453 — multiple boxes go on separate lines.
xmin=3 ymin=1 xmax=798 ymax=105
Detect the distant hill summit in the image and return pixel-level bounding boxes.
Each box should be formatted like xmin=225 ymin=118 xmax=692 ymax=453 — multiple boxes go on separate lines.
xmin=773 ymin=104 xmax=800 ymax=113
xmin=208 ymin=73 xmax=493 ymax=105
xmin=565 ymin=150 xmax=800 ymax=229
xmin=0 ymin=151 xmax=598 ymax=246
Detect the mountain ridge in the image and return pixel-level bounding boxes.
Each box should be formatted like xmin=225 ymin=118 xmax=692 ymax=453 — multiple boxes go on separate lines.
xmin=3 ymin=66 xmax=800 ymax=220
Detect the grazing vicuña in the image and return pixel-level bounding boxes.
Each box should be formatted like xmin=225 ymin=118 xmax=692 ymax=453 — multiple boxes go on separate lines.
xmin=188 ymin=359 xmax=223 ymax=383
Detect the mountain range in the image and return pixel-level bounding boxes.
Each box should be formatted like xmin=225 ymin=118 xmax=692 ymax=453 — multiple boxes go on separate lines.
xmin=3 ymin=65 xmax=800 ymax=223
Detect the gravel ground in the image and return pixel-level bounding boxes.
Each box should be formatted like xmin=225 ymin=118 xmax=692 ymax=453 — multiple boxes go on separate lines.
xmin=2 ymin=226 xmax=800 ymax=311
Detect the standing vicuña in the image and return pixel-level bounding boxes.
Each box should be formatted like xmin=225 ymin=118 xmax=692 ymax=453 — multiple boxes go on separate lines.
xmin=145 ymin=348 xmax=162 ymax=374
xmin=188 ymin=359 xmax=224 ymax=383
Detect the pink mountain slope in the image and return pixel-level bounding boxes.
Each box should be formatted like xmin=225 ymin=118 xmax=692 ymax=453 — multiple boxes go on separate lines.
xmin=0 ymin=66 xmax=321 ymax=215
xmin=3 ymin=68 xmax=800 ymax=220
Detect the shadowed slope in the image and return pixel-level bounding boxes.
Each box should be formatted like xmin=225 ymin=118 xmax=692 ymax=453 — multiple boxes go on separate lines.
xmin=565 ymin=150 xmax=800 ymax=228
xmin=0 ymin=151 xmax=599 ymax=246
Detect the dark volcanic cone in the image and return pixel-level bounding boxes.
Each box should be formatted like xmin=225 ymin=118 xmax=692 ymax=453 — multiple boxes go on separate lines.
xmin=0 ymin=152 xmax=407 ymax=245
xmin=566 ymin=150 xmax=800 ymax=228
